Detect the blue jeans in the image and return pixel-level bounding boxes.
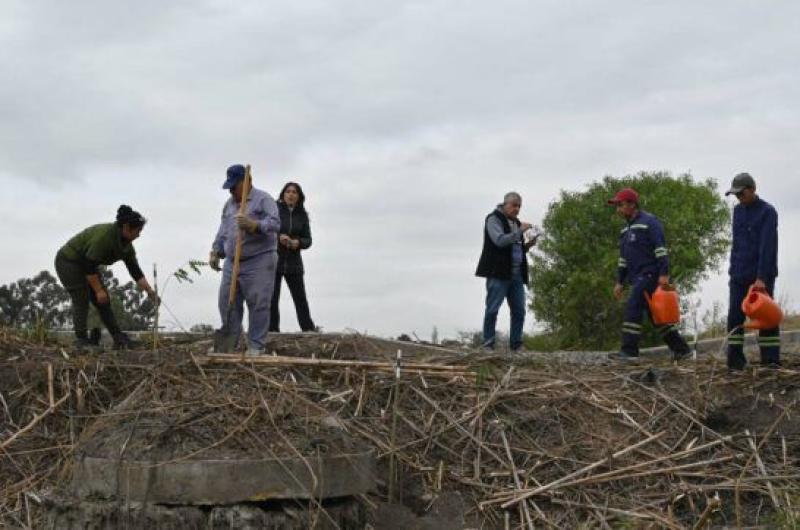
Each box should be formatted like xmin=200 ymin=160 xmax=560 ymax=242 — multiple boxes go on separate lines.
xmin=482 ymin=272 xmax=526 ymax=350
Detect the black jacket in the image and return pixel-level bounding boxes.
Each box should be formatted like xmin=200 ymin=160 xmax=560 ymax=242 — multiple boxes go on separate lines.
xmin=475 ymin=209 xmax=529 ymax=285
xmin=277 ymin=202 xmax=312 ymax=275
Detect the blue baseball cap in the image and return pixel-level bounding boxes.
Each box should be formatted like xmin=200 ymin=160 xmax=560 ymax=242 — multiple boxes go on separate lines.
xmin=223 ymin=164 xmax=246 ymax=189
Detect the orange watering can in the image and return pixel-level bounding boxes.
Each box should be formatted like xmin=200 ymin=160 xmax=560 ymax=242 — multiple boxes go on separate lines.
xmin=741 ymin=286 xmax=783 ymax=330
xmin=644 ymin=286 xmax=681 ymax=326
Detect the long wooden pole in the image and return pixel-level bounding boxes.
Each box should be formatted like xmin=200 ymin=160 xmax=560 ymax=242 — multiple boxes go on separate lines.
xmin=229 ymin=164 xmax=252 ymax=356
xmin=0 ymin=393 xmax=70 ymax=450
xmin=152 ymin=263 xmax=159 ymax=351
xmin=200 ymin=353 xmax=472 ymax=374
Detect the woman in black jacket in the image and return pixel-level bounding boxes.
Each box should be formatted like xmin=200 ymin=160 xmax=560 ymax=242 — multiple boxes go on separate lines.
xmin=269 ymin=182 xmax=316 ymax=332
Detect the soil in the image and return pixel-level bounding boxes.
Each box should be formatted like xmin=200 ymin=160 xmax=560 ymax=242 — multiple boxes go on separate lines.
xmin=3 ymin=329 xmax=800 ymax=529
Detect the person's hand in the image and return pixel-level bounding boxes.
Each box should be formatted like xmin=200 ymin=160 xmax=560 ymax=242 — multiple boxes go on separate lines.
xmin=148 ymin=292 xmax=161 ymax=307
xmin=658 ymin=275 xmax=670 ymax=289
xmin=235 ymin=214 xmax=259 ymax=233
xmin=209 ymin=251 xmax=221 ymax=272
xmin=290 ymin=239 xmax=300 ymax=250
xmin=279 ymin=234 xmax=290 ymax=247
xmin=96 ymin=289 xmax=109 ymax=305
xmin=613 ymin=283 xmax=624 ymax=300
xmin=520 ymin=222 xmax=533 ymax=232
xmin=752 ymin=279 xmax=767 ymax=293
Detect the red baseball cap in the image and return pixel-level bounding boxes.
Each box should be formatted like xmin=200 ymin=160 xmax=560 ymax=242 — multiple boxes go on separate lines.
xmin=607 ymin=188 xmax=639 ymax=205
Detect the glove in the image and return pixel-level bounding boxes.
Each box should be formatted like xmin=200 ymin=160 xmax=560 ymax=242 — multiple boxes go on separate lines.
xmin=235 ymin=213 xmax=259 ymax=234
xmin=148 ymin=292 xmax=161 ymax=307
xmin=209 ymin=251 xmax=221 ymax=272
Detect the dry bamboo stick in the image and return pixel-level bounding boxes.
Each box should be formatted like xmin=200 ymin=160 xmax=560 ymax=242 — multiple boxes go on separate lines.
xmin=499 ymin=425 xmax=536 ymax=530
xmin=410 ymin=386 xmax=507 ymax=467
xmin=46 ymin=364 xmax=54 ymax=409
xmin=201 ymin=353 xmax=469 ymax=372
xmin=548 ymin=436 xmax=731 ymax=489
xmin=494 ymin=431 xmax=666 ymax=509
xmin=469 ymin=367 xmax=514 ymax=428
xmin=0 ymin=393 xmax=70 ymax=451
xmin=735 ymin=401 xmax=794 ymax=527
xmin=745 ymin=429 xmax=781 ymax=509
xmin=548 ymin=498 xmax=683 ymax=530
xmin=691 ymin=493 xmax=721 ymax=530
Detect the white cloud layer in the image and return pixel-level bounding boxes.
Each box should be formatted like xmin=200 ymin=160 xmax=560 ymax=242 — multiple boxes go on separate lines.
xmin=1 ymin=1 xmax=798 ymax=339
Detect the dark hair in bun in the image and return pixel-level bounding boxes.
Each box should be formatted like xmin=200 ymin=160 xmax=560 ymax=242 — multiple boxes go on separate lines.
xmin=116 ymin=205 xmax=147 ymax=228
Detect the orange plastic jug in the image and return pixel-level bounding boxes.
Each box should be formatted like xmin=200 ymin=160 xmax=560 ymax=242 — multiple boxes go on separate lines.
xmin=741 ymin=286 xmax=783 ymax=330
xmin=644 ymin=286 xmax=681 ymax=326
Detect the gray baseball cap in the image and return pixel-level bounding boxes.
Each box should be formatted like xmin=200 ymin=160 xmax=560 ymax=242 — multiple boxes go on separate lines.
xmin=725 ymin=172 xmax=756 ymax=196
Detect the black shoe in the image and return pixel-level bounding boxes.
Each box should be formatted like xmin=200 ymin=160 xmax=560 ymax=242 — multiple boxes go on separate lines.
xmin=672 ymin=348 xmax=691 ymax=362
xmin=610 ymin=351 xmax=640 ymax=362
xmin=727 ymin=352 xmax=747 ymax=372
xmin=88 ymin=327 xmax=102 ymax=345
xmin=112 ymin=332 xmax=142 ymax=350
xmin=73 ymin=337 xmax=95 ymax=352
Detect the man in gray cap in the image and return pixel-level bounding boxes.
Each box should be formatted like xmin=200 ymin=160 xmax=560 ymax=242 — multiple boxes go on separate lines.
xmin=724 ymin=172 xmax=780 ymax=370
xmin=209 ymin=164 xmax=281 ymax=354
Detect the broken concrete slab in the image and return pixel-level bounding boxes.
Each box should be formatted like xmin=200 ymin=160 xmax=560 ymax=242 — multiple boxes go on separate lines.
xmin=71 ymin=450 xmax=375 ymax=504
xmin=44 ymin=496 xmax=366 ymax=530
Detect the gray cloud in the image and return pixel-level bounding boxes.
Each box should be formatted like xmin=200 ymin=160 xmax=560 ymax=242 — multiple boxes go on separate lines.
xmin=1 ymin=1 xmax=799 ymax=338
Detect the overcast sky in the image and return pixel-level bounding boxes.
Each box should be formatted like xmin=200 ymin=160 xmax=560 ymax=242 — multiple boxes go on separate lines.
xmin=1 ymin=1 xmax=798 ymax=340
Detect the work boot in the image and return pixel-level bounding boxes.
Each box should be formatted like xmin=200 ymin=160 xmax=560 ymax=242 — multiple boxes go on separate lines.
xmin=609 ymin=350 xmax=640 ymax=362
xmin=112 ymin=332 xmax=142 ymax=350
xmin=73 ymin=336 xmax=95 ymax=353
xmin=510 ymin=346 xmax=531 ymax=359
xmin=758 ymin=360 xmax=781 ymax=370
xmin=726 ymin=366 xmax=746 ymax=377
xmin=88 ymin=327 xmax=102 ymax=345
xmin=664 ymin=330 xmax=691 ymax=362
xmin=671 ymin=346 xmax=692 ymax=362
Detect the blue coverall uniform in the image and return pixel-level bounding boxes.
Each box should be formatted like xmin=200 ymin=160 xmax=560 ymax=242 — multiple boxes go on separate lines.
xmin=727 ymin=196 xmax=779 ymax=369
xmin=616 ymin=211 xmax=690 ymax=356
xmin=212 ymin=187 xmax=281 ymax=351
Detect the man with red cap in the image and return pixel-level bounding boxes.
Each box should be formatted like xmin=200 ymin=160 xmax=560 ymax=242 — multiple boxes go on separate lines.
xmin=608 ymin=188 xmax=691 ymax=361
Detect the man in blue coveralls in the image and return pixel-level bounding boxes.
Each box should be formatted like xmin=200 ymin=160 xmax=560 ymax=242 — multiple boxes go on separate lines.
xmin=724 ymin=172 xmax=780 ymax=370
xmin=608 ymin=188 xmax=691 ymax=362
xmin=209 ymin=164 xmax=281 ymax=354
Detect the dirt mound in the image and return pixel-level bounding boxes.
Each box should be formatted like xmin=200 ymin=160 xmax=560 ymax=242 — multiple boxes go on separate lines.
xmin=3 ymin=328 xmax=800 ymax=528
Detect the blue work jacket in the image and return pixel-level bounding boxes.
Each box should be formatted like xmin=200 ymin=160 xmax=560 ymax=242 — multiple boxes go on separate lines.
xmin=616 ymin=211 xmax=669 ymax=284
xmin=729 ymin=196 xmax=778 ymax=282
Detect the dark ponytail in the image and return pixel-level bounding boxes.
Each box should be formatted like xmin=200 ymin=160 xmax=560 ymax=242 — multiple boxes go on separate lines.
xmin=116 ymin=205 xmax=146 ymax=228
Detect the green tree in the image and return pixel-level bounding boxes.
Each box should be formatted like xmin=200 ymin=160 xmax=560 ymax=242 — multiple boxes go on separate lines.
xmin=529 ymin=171 xmax=730 ymax=350
xmin=0 ymin=271 xmax=71 ymax=328
xmin=0 ymin=269 xmax=155 ymax=331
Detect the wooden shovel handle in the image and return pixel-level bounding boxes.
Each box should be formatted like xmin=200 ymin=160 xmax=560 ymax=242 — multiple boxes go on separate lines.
xmin=228 ymin=165 xmax=253 ymax=305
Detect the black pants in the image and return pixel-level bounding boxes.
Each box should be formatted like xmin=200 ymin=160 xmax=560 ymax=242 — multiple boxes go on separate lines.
xmin=727 ymin=277 xmax=779 ymax=369
xmin=54 ymin=253 xmax=121 ymax=338
xmin=269 ymin=271 xmax=315 ymax=332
